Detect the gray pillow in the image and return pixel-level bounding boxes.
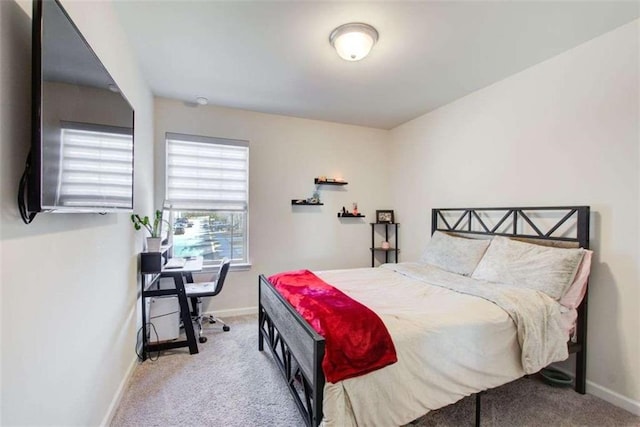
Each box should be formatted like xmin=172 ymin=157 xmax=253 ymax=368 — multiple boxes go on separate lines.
xmin=419 ymin=231 xmax=491 ymax=276
xmin=471 ymin=236 xmax=585 ymax=300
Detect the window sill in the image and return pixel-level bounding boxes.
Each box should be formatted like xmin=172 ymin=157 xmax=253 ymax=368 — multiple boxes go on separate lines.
xmin=201 ymin=263 xmax=252 ymax=273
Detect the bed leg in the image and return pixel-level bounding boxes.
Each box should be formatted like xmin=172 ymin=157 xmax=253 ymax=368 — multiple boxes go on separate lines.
xmin=575 ymin=349 xmax=586 ymax=394
xmin=258 ymin=276 xmax=264 ymax=352
xmin=258 ymin=308 xmax=264 ymax=352
xmin=475 ymin=392 xmax=482 ymax=427
xmin=575 ymin=291 xmax=588 ymax=394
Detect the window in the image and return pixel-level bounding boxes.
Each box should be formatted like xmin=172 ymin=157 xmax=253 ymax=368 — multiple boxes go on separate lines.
xmin=165 ymin=132 xmax=249 ymax=267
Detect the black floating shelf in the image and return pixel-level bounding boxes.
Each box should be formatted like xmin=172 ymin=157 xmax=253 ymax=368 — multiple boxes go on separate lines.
xmin=315 ymin=178 xmax=348 ymax=186
xmin=292 ymin=200 xmax=324 ymax=206
xmin=337 ymin=213 xmax=365 ymax=218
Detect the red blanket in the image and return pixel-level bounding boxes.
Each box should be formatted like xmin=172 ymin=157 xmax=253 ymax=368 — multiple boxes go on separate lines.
xmin=268 ymin=269 xmax=397 ymax=383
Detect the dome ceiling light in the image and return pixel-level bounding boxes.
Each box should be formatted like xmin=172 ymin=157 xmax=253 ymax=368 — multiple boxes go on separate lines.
xmin=329 ymin=22 xmax=379 ymax=62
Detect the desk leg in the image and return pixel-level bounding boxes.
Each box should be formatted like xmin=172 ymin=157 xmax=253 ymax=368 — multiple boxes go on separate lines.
xmin=184 ymin=273 xmax=198 ymax=316
xmin=141 ymin=277 xmax=147 ymax=361
xmin=190 ymin=297 xmax=198 ymax=316
xmin=174 ymin=274 xmax=199 ymax=355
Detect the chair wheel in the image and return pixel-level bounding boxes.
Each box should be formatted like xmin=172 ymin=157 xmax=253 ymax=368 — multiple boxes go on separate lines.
xmin=209 ymin=319 xmax=216 ymax=324
xmin=223 ymin=325 xmax=230 ymax=332
xmin=199 ymin=337 xmax=207 ymax=343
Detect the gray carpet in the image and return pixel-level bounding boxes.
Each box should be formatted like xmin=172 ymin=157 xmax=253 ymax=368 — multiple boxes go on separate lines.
xmin=112 ymin=315 xmax=639 ymax=426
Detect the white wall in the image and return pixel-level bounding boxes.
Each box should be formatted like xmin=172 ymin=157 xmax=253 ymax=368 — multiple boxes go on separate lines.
xmin=390 ymin=20 xmax=640 ymax=411
xmin=155 ymin=98 xmax=390 ymax=312
xmin=0 ymin=0 xmax=154 ymax=424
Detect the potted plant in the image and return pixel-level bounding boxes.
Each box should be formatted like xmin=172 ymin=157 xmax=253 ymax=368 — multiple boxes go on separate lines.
xmin=131 ymin=210 xmax=164 ymax=252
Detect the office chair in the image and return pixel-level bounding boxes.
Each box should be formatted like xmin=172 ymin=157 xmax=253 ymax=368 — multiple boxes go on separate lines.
xmin=184 ymin=258 xmax=231 ymax=343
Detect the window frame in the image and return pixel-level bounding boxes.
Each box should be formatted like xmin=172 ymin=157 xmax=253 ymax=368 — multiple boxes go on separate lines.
xmin=164 ymin=132 xmax=250 ymax=269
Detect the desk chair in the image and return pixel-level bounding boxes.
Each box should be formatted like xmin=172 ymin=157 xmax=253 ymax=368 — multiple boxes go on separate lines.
xmin=184 ymin=258 xmax=231 ymax=343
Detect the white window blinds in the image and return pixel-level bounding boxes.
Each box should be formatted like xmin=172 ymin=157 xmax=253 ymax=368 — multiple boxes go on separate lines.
xmin=165 ymin=133 xmax=249 ymax=211
xmin=58 ymin=123 xmax=133 ymax=208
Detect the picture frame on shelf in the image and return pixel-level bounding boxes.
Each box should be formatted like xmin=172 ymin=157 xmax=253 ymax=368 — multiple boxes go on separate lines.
xmin=376 ymin=210 xmax=394 ymax=224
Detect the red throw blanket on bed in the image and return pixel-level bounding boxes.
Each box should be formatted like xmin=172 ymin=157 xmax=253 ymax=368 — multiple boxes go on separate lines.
xmin=268 ymin=269 xmax=397 ymax=383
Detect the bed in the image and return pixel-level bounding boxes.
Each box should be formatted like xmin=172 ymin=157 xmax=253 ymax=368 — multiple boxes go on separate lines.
xmin=258 ymin=206 xmax=590 ymax=426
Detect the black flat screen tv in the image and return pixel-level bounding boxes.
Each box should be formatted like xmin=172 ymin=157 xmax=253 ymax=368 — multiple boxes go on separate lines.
xmin=21 ymin=0 xmax=134 ymax=221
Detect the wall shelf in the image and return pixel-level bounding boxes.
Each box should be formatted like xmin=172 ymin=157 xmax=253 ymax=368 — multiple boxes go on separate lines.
xmin=337 ymin=213 xmax=365 ymax=218
xmin=292 ymin=200 xmax=323 ymax=206
xmin=315 ymin=178 xmax=348 ymax=186
xmin=291 ymin=177 xmax=347 ymax=208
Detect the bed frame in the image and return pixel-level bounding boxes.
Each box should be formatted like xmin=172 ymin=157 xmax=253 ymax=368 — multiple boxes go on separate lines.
xmin=259 ymin=206 xmax=590 ymax=426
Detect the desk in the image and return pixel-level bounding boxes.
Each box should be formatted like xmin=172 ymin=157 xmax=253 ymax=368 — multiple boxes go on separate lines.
xmin=140 ymin=256 xmax=203 ymax=360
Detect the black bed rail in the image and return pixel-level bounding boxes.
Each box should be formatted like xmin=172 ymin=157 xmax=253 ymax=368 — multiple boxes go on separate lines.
xmin=258 ymin=274 xmax=325 ymax=426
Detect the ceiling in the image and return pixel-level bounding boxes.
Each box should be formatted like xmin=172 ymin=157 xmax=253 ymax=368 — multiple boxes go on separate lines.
xmin=113 ymin=1 xmax=639 ymax=130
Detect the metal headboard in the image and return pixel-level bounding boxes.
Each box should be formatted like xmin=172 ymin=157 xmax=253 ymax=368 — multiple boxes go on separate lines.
xmin=431 ymin=205 xmax=590 ymax=394
xmin=431 ymin=206 xmax=589 ymax=249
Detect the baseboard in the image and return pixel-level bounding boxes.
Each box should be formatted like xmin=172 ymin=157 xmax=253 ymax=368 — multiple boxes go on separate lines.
xmin=100 ymin=355 xmax=138 ymax=426
xmin=586 ymin=380 xmax=640 ymax=416
xmin=204 ymin=306 xmax=257 ymax=318
xmin=550 ymin=364 xmax=640 ymax=416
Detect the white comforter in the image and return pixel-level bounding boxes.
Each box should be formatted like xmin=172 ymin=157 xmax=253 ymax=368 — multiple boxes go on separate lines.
xmin=316 ymin=263 xmax=569 ymax=427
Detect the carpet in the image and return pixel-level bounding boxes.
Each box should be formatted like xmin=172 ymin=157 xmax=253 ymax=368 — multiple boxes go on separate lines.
xmin=112 ymin=315 xmax=639 ymax=426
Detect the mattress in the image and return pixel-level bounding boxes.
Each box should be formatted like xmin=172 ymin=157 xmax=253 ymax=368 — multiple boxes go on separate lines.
xmin=316 ymin=263 xmax=568 ymax=427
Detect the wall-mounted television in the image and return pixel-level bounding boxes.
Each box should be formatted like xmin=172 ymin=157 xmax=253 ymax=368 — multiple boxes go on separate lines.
xmin=19 ymin=0 xmax=135 ymax=222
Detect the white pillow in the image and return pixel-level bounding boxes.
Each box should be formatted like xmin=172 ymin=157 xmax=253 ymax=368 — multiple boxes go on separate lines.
xmin=559 ymin=250 xmax=593 ymax=309
xmin=471 ymin=236 xmax=585 ymax=300
xmin=420 ymin=231 xmax=491 ymax=276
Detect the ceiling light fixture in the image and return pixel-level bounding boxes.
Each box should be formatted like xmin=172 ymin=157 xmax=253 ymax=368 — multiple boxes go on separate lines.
xmin=329 ymin=22 xmax=379 ymax=62
xmin=196 ymin=96 xmax=208 ymax=106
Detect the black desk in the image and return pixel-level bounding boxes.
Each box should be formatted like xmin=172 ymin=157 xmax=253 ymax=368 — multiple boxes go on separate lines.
xmin=140 ymin=256 xmax=203 ymax=360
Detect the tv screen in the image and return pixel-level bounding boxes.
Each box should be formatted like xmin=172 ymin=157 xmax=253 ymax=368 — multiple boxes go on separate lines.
xmin=24 ymin=0 xmax=134 ymax=218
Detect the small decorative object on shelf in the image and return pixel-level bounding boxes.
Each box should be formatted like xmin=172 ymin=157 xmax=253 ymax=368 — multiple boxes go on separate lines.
xmin=381 ymin=241 xmax=390 ymax=249
xmin=308 ymin=189 xmax=321 ymax=204
xmin=353 ymin=202 xmax=358 ymax=216
xmin=337 ymin=205 xmax=364 ymax=218
xmin=376 ymin=209 xmax=394 ymax=224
